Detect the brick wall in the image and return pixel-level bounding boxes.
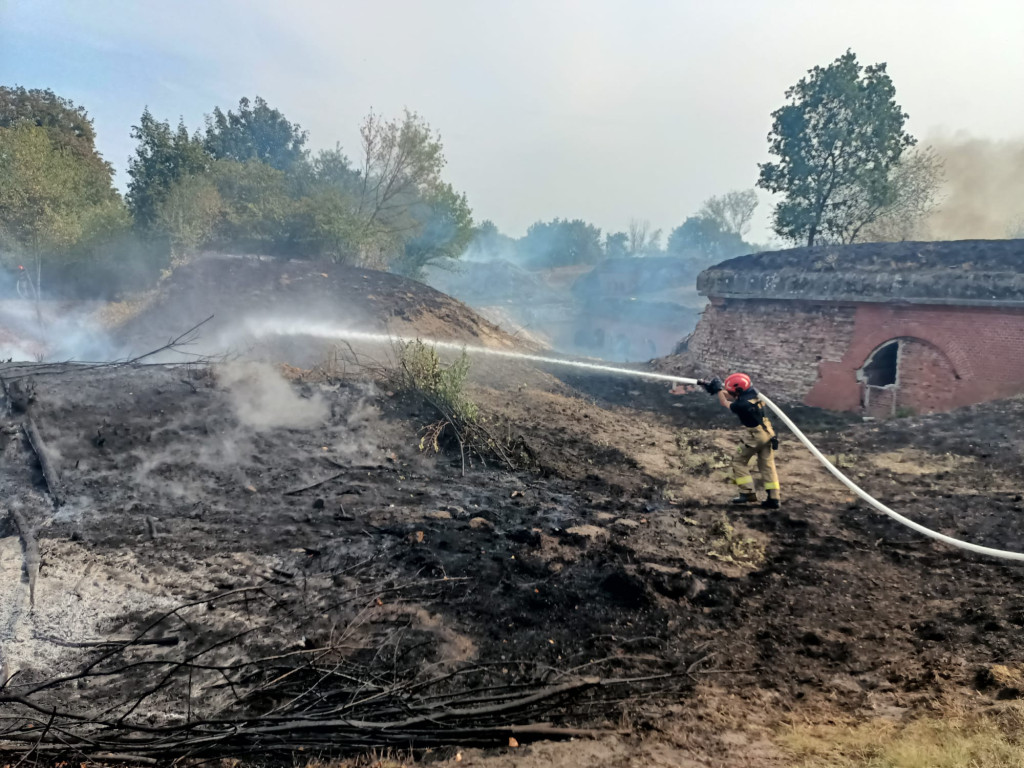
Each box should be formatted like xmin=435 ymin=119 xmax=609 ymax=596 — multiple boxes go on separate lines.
xmin=685 ymin=298 xmax=857 ymax=397
xmin=686 ymin=298 xmax=1024 ymax=414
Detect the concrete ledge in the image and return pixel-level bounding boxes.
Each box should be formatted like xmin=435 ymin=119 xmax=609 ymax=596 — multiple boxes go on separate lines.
xmin=698 ymin=239 xmax=1024 ymax=307
xmin=697 ymin=268 xmax=1024 ymax=307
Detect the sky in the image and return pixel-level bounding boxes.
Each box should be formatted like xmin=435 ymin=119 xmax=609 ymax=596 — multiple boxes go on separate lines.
xmin=3 ymin=0 xmax=1023 ymax=243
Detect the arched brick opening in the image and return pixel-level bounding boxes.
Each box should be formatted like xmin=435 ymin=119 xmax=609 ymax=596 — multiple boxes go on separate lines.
xmin=856 ymin=337 xmax=958 ymax=418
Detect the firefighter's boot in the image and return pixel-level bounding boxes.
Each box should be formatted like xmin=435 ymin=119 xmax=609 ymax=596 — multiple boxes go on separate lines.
xmin=761 ymin=497 xmax=781 ymax=510
xmin=731 ymin=493 xmax=757 ymax=505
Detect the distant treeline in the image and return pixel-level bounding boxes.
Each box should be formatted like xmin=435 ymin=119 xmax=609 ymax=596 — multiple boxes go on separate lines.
xmin=469 ymin=189 xmax=761 ymax=272
xmin=0 ymin=85 xmax=758 ymax=298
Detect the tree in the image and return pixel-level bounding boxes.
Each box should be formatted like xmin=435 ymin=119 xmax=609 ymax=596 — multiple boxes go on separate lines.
xmin=463 ymin=220 xmax=518 ymax=262
xmin=0 ymin=85 xmax=118 ymax=203
xmin=757 ymin=50 xmax=915 ymax=246
xmin=853 ymin=147 xmax=944 ymax=242
xmin=355 ymin=110 xmax=446 ymax=263
xmin=0 ymin=122 xmax=129 ymax=298
xmin=666 ymin=215 xmax=748 ymax=261
xmin=604 ymin=231 xmax=628 ymax=259
xmin=517 ymin=218 xmax=603 ymax=267
xmin=0 ymin=123 xmax=90 ymax=257
xmin=155 ymin=174 xmax=223 ymax=260
xmin=204 ymin=96 xmax=308 ymax=171
xmin=285 ymin=188 xmax=363 ymax=264
xmin=697 ymin=190 xmax=758 ymax=239
xmin=627 ymin=219 xmax=662 ymax=256
xmin=207 ymin=159 xmax=293 ymax=253
xmin=393 ymin=182 xmax=474 ymax=278
xmin=126 ymin=110 xmax=209 ymax=229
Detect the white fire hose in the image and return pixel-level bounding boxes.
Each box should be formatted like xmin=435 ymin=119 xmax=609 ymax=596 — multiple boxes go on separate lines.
xmin=239 ymin=321 xmax=1024 ymax=562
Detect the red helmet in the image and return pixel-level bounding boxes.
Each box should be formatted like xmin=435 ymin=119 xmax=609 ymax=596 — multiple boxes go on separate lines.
xmin=723 ymin=372 xmax=752 ymax=395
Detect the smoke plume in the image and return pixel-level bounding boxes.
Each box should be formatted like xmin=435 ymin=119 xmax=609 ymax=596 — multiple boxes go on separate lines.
xmin=217 ymin=362 xmax=329 ymax=430
xmin=925 ymin=135 xmax=1024 ymax=239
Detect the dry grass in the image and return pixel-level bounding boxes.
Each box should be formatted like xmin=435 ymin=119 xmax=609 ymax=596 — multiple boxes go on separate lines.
xmin=708 ymin=512 xmax=766 ymax=566
xmin=92 ymin=292 xmax=157 ymax=329
xmin=780 ymin=705 xmax=1024 ymax=768
xmin=867 ymin=449 xmax=975 ymax=477
xmin=299 ymin=749 xmax=411 ymax=768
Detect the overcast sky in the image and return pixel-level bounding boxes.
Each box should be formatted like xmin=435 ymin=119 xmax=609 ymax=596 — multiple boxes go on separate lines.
xmin=3 ymin=0 xmax=1023 ymax=242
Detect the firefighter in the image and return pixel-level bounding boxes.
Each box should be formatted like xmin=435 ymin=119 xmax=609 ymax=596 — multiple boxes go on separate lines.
xmin=671 ymin=373 xmax=781 ymax=509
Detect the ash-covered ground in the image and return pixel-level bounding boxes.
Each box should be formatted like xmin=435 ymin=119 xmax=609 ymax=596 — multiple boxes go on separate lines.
xmin=2 ymin=259 xmax=1024 ymax=767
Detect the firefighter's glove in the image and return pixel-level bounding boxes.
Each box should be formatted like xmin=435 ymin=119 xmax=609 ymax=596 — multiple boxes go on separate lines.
xmin=699 ymin=377 xmax=724 ymax=395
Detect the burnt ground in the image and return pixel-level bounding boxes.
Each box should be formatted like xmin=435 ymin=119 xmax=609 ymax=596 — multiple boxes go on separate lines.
xmin=2 ymin=353 xmax=1024 ymax=766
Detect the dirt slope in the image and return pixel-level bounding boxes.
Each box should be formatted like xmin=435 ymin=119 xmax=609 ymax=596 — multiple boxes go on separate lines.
xmin=111 ymin=255 xmax=529 ymax=361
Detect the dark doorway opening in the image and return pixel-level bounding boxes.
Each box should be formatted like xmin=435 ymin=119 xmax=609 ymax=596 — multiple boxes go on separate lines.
xmin=861 ymin=340 xmax=899 ymax=386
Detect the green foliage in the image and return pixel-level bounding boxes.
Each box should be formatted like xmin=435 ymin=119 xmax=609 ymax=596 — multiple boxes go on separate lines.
xmin=463 ymin=220 xmax=519 ymax=262
xmin=155 ymin=173 xmax=223 ymax=259
xmin=1 ymin=86 xmax=480 ymax=297
xmin=128 ymin=104 xmax=473 ymax=273
xmin=207 ymin=159 xmax=292 ymax=252
xmin=0 ymin=120 xmax=149 ymax=296
xmin=666 ymin=215 xmax=749 ymax=261
xmin=393 ymin=182 xmax=474 ymax=278
xmin=204 ymin=96 xmax=308 ymax=171
xmin=604 ymin=231 xmax=629 ymax=259
xmin=285 ymin=188 xmax=363 ymax=264
xmin=0 ymin=85 xmax=117 ymax=203
xmin=518 ymin=218 xmax=604 ymax=267
xmin=698 ymin=190 xmax=758 ymax=239
xmin=397 ymin=340 xmax=478 ymax=426
xmin=354 ymin=109 xmax=458 ymax=268
xmin=757 ymin=50 xmax=915 ymax=246
xmin=126 ymin=109 xmax=209 ymax=230
xmin=0 ymin=122 xmax=113 ymax=257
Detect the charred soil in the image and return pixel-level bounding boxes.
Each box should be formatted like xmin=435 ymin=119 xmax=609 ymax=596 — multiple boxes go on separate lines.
xmin=1 ymin=355 xmax=1024 ymax=766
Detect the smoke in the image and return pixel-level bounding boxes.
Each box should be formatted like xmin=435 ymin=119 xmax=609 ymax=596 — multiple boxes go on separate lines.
xmin=217 ymin=362 xmax=329 ymax=430
xmin=924 ymin=135 xmax=1024 ymax=240
xmin=0 ymin=267 xmax=122 ymax=361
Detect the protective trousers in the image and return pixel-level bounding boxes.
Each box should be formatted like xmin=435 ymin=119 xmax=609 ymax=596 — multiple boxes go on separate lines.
xmin=731 ymin=425 xmax=780 ymax=500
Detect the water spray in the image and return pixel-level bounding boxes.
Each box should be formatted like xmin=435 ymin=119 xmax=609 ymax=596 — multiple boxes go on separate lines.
xmin=244 ymin=318 xmax=1024 ymax=563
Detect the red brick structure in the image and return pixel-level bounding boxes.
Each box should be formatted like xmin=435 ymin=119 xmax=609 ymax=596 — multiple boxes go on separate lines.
xmin=676 ymin=240 xmax=1024 ymax=416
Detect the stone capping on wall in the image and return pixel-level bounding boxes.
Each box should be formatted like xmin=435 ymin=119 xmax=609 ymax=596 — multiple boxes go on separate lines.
xmin=696 ymin=267 xmax=1024 ymax=307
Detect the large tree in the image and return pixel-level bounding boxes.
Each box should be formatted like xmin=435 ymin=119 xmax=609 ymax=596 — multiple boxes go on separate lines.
xmin=0 ymin=85 xmax=118 ymax=203
xmin=354 ymin=110 xmax=445 ymax=262
xmin=204 ymin=96 xmax=308 ymax=171
xmin=126 ymin=110 xmax=209 ymax=229
xmin=0 ymin=122 xmax=129 ymax=295
xmin=757 ymin=50 xmax=915 ymax=246
xmin=393 ymin=182 xmax=474 ymax=278
xmin=517 ymin=218 xmax=603 ymax=267
xmin=697 ymin=190 xmax=758 ymax=239
xmin=666 ymin=215 xmax=748 ymax=261
xmin=626 ymin=218 xmax=662 ymax=256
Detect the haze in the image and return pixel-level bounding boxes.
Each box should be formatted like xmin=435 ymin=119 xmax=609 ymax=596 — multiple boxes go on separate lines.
xmin=3 ymin=0 xmax=1023 ymax=241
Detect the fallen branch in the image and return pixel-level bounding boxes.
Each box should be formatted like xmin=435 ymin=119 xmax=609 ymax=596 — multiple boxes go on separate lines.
xmin=33 ymin=634 xmax=180 ymax=649
xmin=283 ymin=471 xmax=346 ymax=496
xmin=23 ymin=417 xmax=63 ymax=507
xmin=0 ymin=575 xmax=687 ymax=763
xmin=0 ymin=315 xmax=216 ymax=382
xmin=9 ymin=509 xmax=39 ymax=608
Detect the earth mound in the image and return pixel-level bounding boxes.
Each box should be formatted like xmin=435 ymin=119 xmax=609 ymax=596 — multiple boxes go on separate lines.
xmin=113 ymin=255 xmax=530 ymax=361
